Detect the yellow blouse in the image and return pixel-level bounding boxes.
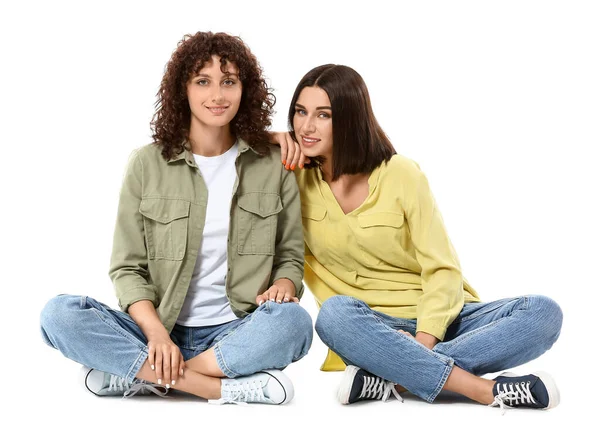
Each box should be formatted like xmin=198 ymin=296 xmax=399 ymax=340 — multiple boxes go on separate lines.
xmin=295 ymin=155 xmax=480 ymax=370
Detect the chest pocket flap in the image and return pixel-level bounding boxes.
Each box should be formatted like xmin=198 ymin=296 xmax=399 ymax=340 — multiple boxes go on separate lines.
xmin=301 ymin=204 xmax=327 ymax=221
xmin=237 ymin=192 xmax=283 ymax=217
xmin=139 ymin=198 xmax=190 ymax=223
xmin=358 ymin=211 xmax=404 ymax=228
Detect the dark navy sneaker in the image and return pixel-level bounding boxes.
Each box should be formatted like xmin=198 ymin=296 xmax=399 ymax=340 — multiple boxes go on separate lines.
xmin=490 ymin=371 xmax=560 ymax=413
xmin=337 ymin=365 xmax=403 ymax=405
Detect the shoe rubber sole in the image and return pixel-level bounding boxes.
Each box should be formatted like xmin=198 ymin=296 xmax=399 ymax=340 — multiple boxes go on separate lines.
xmin=337 ymin=365 xmax=360 ymax=405
xmin=263 ymin=370 xmax=295 ymax=405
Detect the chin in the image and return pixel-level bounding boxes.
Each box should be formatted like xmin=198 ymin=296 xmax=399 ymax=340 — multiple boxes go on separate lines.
xmin=202 ymin=118 xmax=234 ymax=128
xmin=300 ymin=148 xmax=324 ymax=159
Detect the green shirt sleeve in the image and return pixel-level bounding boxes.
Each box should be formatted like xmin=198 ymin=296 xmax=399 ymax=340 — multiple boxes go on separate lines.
xmin=108 ymin=150 xmax=159 ymax=312
xmin=405 ymin=166 xmax=464 ymax=341
xmin=269 ymin=166 xmax=305 ymax=299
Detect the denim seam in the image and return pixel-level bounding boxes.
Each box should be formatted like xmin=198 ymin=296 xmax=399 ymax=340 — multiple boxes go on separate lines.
xmin=426 ymin=359 xmax=454 ymax=403
xmin=356 ymin=303 xmax=449 ymax=364
xmin=91 ymin=309 xmax=147 ymax=350
xmin=125 ymin=348 xmax=149 ymax=383
xmin=442 ymin=318 xmax=504 ymax=352
xmin=213 ymin=342 xmax=239 ymax=378
xmin=453 ymin=297 xmax=521 ymax=324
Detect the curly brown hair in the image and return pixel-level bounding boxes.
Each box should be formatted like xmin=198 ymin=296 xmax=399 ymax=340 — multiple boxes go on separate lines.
xmin=151 ymin=32 xmax=275 ymax=160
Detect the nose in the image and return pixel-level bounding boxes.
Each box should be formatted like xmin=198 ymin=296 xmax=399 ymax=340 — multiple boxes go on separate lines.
xmin=300 ymin=116 xmax=316 ymax=134
xmin=212 ymin=86 xmax=224 ymax=104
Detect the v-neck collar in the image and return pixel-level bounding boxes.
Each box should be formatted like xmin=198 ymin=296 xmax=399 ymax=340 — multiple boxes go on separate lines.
xmin=317 ymin=164 xmax=383 ymax=217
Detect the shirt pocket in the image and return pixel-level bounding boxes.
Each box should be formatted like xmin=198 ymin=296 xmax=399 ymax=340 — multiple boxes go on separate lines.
xmin=237 ymin=192 xmax=283 ymax=255
xmin=139 ymin=198 xmax=190 ymax=260
xmin=301 ymin=203 xmax=328 ymax=258
xmin=356 ymin=211 xmax=405 ymax=266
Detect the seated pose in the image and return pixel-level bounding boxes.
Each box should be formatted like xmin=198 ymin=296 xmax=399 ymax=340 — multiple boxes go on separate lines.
xmin=40 ymin=31 xmax=312 ymax=405
xmin=273 ymin=64 xmax=562 ymax=412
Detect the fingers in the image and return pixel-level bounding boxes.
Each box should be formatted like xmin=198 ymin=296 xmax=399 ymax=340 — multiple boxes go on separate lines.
xmin=280 ymin=133 xmax=288 ymax=164
xmin=397 ymin=329 xmax=413 ymax=338
xmin=169 ymin=349 xmax=178 ymax=387
xmin=179 ymin=356 xmax=185 ymax=378
xmin=148 ymin=345 xmax=156 ymax=372
xmin=256 ymin=284 xmax=298 ymax=306
xmin=256 ymin=291 xmax=269 ymax=306
xmin=154 ymin=348 xmax=163 ymax=385
xmin=289 ymin=141 xmax=301 ymax=171
xmin=285 ymin=134 xmax=296 ymax=169
xmin=300 ymin=150 xmax=310 ymax=167
xmin=274 ymin=286 xmax=287 ymax=303
xmin=162 ymin=347 xmax=171 ymax=388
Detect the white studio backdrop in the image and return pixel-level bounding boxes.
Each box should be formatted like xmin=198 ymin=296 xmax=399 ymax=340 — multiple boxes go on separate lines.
xmin=0 ymin=1 xmax=598 ymax=433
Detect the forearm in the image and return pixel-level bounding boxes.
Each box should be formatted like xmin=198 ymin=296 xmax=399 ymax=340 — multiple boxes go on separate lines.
xmin=128 ymin=300 xmax=169 ymax=340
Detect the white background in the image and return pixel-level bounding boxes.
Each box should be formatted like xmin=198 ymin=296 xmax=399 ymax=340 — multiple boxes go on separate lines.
xmin=1 ymin=0 xmax=598 ymax=433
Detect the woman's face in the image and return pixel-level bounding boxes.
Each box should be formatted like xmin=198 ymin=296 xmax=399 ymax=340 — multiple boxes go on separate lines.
xmin=293 ymin=86 xmax=333 ymax=159
xmin=187 ymin=55 xmax=242 ymax=129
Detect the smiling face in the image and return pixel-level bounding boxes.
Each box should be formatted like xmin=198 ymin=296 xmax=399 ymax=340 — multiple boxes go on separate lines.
xmin=292 ymin=86 xmax=333 ymax=159
xmin=186 ymin=55 xmax=242 ymax=130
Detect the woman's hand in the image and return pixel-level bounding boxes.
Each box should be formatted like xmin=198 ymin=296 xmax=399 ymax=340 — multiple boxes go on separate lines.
xmin=415 ymin=331 xmax=439 ymax=350
xmin=269 ymin=131 xmax=310 ymax=170
xmin=398 ymin=330 xmax=439 ymax=350
xmin=127 ymin=300 xmax=185 ymax=388
xmin=146 ymin=331 xmax=185 ymax=388
xmin=256 ymin=278 xmax=300 ymax=305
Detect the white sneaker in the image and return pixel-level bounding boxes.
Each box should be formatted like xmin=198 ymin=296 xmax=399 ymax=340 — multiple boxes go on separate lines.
xmin=83 ymin=367 xmax=168 ymax=398
xmin=210 ymin=370 xmax=294 ymax=405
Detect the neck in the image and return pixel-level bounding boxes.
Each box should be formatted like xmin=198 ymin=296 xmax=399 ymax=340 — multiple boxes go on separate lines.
xmin=321 ymin=162 xmax=367 ymax=188
xmin=321 ymin=156 xmax=334 ymax=182
xmin=188 ymin=119 xmax=235 ymax=157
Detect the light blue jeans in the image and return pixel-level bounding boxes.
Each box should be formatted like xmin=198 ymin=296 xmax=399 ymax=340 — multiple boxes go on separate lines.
xmin=41 ymin=295 xmax=313 ymax=383
xmin=315 ymin=295 xmax=562 ymax=403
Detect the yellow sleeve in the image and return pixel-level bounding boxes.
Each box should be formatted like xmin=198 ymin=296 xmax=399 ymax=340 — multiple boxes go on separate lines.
xmin=404 ymin=167 xmax=464 ymax=341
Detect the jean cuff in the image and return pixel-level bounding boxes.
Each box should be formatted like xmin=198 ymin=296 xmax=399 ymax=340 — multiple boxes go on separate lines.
xmin=213 ymin=342 xmax=240 ymax=378
xmin=425 ymin=357 xmax=455 ymax=403
xmin=126 ymin=347 xmax=149 ymax=383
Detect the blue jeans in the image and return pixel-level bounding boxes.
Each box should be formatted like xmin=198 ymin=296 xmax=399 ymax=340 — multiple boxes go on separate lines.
xmin=315 ymin=295 xmax=562 ymax=403
xmin=40 ymin=295 xmax=313 ymax=382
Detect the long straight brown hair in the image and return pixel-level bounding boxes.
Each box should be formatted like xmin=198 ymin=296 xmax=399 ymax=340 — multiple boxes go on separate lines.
xmin=288 ymin=64 xmax=396 ymax=180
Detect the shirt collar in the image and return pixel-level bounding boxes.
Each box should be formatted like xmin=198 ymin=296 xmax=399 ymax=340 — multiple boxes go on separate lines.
xmin=167 ymin=137 xmax=258 ymax=167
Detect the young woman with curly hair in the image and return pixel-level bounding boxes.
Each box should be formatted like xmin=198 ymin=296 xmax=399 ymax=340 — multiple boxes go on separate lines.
xmin=40 ymin=31 xmax=313 ymax=405
xmin=273 ymin=64 xmax=563 ymax=412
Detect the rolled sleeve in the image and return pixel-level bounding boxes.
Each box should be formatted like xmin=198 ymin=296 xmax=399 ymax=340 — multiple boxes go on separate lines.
xmin=108 ymin=150 xmax=159 ymax=312
xmin=405 ymin=166 xmax=464 ymax=341
xmin=269 ymin=167 xmax=305 ymax=299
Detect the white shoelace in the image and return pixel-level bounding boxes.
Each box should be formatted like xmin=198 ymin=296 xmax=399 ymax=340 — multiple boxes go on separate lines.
xmin=209 ymin=379 xmax=265 ymax=405
xmin=489 ymin=381 xmax=536 ymax=414
xmin=108 ymin=375 xmax=131 ymax=392
xmin=360 ymin=376 xmax=404 ymax=402
xmin=123 ymin=381 xmax=169 ymax=398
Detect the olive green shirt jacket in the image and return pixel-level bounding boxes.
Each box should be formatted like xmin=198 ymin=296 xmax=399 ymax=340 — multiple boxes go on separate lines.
xmin=109 ymin=140 xmax=305 ymax=332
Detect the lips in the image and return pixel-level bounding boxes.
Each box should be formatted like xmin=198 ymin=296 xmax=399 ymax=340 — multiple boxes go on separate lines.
xmin=206 ymin=106 xmax=229 ymax=115
xmin=301 ymin=136 xmax=320 ymax=147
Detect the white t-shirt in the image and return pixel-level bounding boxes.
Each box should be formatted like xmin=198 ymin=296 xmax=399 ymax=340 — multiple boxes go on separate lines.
xmin=176 ymin=142 xmax=239 ymax=326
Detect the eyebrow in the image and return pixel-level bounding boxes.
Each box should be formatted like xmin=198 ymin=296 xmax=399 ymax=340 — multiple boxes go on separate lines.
xmin=295 ymin=103 xmax=332 ymax=110
xmin=194 ymin=72 xmax=239 ymax=79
